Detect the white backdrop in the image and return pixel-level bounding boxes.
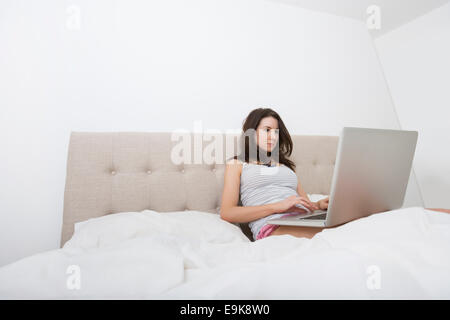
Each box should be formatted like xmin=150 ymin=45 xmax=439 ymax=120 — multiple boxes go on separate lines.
xmin=375 ymin=2 xmax=450 ymax=209
xmin=0 ymin=0 xmax=422 ymax=266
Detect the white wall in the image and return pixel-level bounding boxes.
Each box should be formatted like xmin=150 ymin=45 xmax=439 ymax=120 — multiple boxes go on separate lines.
xmin=0 ymin=0 xmax=405 ymax=266
xmin=374 ymin=2 xmax=450 ymax=208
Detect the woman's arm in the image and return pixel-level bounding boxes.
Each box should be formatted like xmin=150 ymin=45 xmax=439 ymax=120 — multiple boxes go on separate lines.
xmin=221 ymin=203 xmax=280 ymax=223
xmin=426 ymin=208 xmax=450 ymax=214
xmin=219 ymin=159 xmax=280 ymax=223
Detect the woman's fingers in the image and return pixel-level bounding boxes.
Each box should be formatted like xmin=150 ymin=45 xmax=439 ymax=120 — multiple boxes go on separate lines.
xmin=297 ymin=199 xmax=315 ymax=211
xmin=301 ymin=197 xmax=315 ymax=207
xmin=289 ymin=205 xmax=307 ymax=213
xmin=288 ymin=196 xmax=318 ymax=211
xmin=319 ymin=198 xmax=329 ymax=209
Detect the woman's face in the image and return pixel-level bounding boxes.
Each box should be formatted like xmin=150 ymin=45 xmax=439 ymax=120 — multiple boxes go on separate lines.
xmin=256 ymin=116 xmax=279 ymax=152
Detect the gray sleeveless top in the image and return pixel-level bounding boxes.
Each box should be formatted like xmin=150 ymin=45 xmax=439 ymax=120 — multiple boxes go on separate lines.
xmin=239 ymin=161 xmax=310 ymax=240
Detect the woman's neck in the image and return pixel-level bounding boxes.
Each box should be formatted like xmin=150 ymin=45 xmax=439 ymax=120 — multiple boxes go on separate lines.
xmin=249 ymin=159 xmax=281 ymax=167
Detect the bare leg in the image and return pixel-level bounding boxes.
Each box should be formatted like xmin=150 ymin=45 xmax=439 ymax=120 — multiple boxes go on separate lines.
xmin=269 ymin=209 xmax=450 ymax=239
xmin=426 ymin=208 xmax=450 ymax=214
xmin=269 ymin=225 xmax=327 ymax=239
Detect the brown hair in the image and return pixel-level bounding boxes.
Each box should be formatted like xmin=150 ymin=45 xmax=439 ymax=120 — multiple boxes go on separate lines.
xmin=230 ymin=107 xmax=296 ymax=172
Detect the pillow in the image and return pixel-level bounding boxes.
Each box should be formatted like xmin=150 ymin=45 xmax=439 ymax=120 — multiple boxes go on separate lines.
xmin=66 ymin=209 xmax=250 ymax=250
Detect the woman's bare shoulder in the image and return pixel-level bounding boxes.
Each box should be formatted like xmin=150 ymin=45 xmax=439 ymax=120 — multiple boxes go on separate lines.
xmin=226 ymin=157 xmax=244 ymax=165
xmin=225 ymin=158 xmax=244 ymax=174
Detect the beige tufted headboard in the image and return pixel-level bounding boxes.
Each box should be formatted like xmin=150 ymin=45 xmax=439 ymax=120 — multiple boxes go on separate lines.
xmin=60 ymin=132 xmax=339 ymax=247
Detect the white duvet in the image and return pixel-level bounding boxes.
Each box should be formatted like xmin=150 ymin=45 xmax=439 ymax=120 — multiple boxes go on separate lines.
xmin=1 ymin=204 xmax=450 ymax=299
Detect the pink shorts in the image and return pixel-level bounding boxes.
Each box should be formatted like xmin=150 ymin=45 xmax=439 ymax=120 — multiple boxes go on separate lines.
xmin=256 ymin=224 xmax=280 ymax=240
xmin=256 ymin=212 xmax=302 ymax=240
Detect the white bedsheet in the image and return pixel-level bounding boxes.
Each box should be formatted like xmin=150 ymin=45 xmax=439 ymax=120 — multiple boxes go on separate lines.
xmin=1 ymin=206 xmax=450 ymax=299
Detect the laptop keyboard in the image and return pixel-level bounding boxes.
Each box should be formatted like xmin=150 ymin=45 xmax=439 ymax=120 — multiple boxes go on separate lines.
xmin=301 ymin=213 xmax=327 ymax=220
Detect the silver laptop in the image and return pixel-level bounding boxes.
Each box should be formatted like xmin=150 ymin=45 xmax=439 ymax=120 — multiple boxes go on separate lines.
xmin=267 ymin=127 xmax=418 ymax=228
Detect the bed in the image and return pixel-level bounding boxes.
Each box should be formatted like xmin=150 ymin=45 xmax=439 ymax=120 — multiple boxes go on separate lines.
xmin=0 ymin=131 xmax=449 ymax=299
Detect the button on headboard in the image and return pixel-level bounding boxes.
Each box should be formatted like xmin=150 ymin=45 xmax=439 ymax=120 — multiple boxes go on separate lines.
xmin=60 ymin=132 xmax=338 ymax=247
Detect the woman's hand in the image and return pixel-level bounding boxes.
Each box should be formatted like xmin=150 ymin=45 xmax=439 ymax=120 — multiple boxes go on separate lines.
xmin=317 ymin=197 xmax=329 ymax=210
xmin=274 ymin=195 xmax=319 ymax=213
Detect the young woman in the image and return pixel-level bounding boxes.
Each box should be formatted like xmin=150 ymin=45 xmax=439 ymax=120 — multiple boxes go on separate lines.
xmin=219 ymin=107 xmax=330 ymax=240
